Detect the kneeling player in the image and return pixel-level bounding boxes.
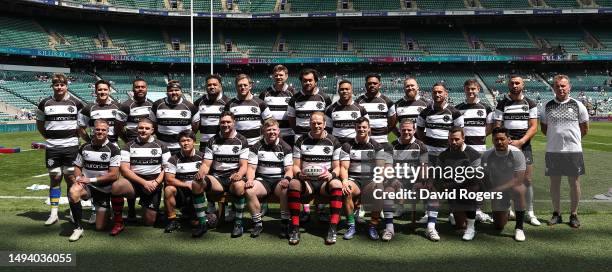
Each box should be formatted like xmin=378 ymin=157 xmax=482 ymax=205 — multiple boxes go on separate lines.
xmin=194 ymin=111 xmax=249 ymax=238
xmin=163 ymin=130 xmax=205 ymax=235
xmin=244 ymin=119 xmax=293 ymax=238
xmin=68 ymin=120 xmax=120 ymax=241
xmin=287 ymin=112 xmax=343 ymax=245
xmin=110 ymin=118 xmax=170 ymax=236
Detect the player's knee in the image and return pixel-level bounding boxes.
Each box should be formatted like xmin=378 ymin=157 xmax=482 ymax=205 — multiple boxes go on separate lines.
xmin=328 ymin=179 xmax=342 ymax=189
xmin=62 ymin=166 xmax=75 ymax=176
xmin=48 ymin=167 xmax=62 ymax=177
xmin=164 ymin=185 xmax=177 ymax=196
xmin=288 ymin=179 xmax=301 ymax=190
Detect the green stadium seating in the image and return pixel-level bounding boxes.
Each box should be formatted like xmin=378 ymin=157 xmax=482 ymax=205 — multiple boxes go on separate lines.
xmin=407 ymin=26 xmax=490 ymax=55
xmin=348 ymin=30 xmax=410 ymax=56
xmin=479 ymin=0 xmax=531 ymax=9
xmin=586 ymin=26 xmax=612 ymax=54
xmin=0 ymin=17 xmax=50 ymax=50
xmin=416 ymin=0 xmax=467 ymax=10
xmin=528 ymin=26 xmax=587 ymax=54
xmin=234 ymin=0 xmax=277 ymax=13
xmin=596 ymin=0 xmax=612 ymax=7
xmin=353 ymin=0 xmax=401 ymax=11
xmin=545 ymin=0 xmax=580 ymax=8
xmin=288 ymin=0 xmax=337 ymax=12
xmin=466 ymin=25 xmax=536 ymax=50
xmin=108 ymin=0 xmax=166 ymax=10
xmin=42 ymin=20 xmax=123 ymax=55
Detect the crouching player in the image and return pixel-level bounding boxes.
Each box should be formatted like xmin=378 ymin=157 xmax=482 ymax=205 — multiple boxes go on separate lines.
xmin=67 ymin=120 xmax=120 ymax=241
xmin=110 ymin=118 xmax=170 ymax=236
xmin=287 ymin=112 xmax=343 ymax=245
xmin=163 ymin=130 xmax=205 ymax=236
xmin=244 ymin=119 xmax=293 ymax=238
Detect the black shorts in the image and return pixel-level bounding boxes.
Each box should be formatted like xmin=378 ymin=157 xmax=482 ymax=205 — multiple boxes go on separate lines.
xmin=447 ymin=184 xmax=482 ymax=211
xmin=521 ymin=144 xmax=534 ymax=165
xmin=348 ymin=177 xmax=372 ymax=190
xmin=301 ymin=178 xmax=330 ymax=196
xmin=545 ymin=152 xmax=585 ymax=176
xmin=491 ymin=189 xmax=518 ymax=212
xmin=256 ymin=175 xmax=282 ymax=195
xmin=85 ymin=185 xmax=111 ymax=209
xmin=45 ymin=146 xmax=79 ymax=169
xmin=131 ymin=174 xmax=162 ymax=211
xmin=211 ymin=171 xmax=234 ymax=192
xmin=174 ymin=186 xmax=195 ymax=218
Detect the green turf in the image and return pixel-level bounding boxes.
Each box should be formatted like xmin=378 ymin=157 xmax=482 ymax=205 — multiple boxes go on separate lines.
xmin=0 ymin=124 xmax=611 ymax=271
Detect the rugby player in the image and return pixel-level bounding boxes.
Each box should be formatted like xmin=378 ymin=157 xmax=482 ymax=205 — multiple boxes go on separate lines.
xmin=36 ymin=74 xmax=84 ymax=226
xmin=493 ymin=75 xmax=541 ymax=226
xmin=67 ymin=120 xmax=120 ymax=241
xmin=392 ymin=77 xmax=428 ymax=135
xmin=244 ymin=119 xmax=293 ymax=238
xmin=542 ymin=75 xmax=589 ymax=228
xmin=325 ymin=80 xmax=369 ymax=145
xmin=109 ymin=118 xmax=171 ymax=236
xmin=259 ymin=65 xmax=295 ymax=146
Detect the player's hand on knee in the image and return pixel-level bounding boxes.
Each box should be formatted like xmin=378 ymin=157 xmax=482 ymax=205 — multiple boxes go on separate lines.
xmin=245 ymin=179 xmax=254 ymax=189
xmin=279 ymin=179 xmax=289 ymax=189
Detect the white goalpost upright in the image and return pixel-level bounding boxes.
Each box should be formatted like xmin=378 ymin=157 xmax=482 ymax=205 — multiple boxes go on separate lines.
xmin=190 ymin=0 xmax=214 ymax=102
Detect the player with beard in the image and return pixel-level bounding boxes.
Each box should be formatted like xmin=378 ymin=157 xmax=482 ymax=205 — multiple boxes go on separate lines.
xmin=325 ymin=80 xmax=368 ymax=145
xmin=393 ymin=77 xmax=429 ymax=134
xmin=259 ymin=65 xmax=295 ymax=146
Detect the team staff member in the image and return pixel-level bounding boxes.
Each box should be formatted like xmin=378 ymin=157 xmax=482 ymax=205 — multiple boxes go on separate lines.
xmin=36 ymin=73 xmax=84 ymax=226
xmin=259 ymin=65 xmax=295 ymax=145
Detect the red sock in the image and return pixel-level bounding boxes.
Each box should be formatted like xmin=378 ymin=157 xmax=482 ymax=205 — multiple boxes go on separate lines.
xmin=329 ymin=188 xmax=343 ymax=225
xmin=287 ymin=189 xmax=301 ymax=227
xmin=111 ymin=197 xmax=124 ymax=224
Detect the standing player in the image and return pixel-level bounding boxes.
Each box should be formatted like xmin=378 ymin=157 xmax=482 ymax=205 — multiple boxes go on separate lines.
xmin=67 ymin=120 xmax=120 ymax=241
xmin=286 ymin=112 xmax=343 ymax=245
xmin=244 ymin=119 xmax=293 ymax=238
xmin=150 ymin=80 xmax=199 ymax=155
xmin=195 ymin=74 xmax=230 ymax=150
xmin=493 ymin=75 xmax=541 ymax=226
xmin=355 ymin=73 xmax=397 ymax=146
xmin=194 ymin=111 xmax=249 ymax=238
xmin=393 ymin=77 xmax=428 ymax=134
xmin=78 ymin=80 xmax=123 ymax=144
xmin=109 ymin=118 xmax=171 ymax=236
xmin=325 ymin=80 xmax=369 ymax=145
xmin=224 ymin=74 xmax=273 ymax=146
xmin=482 ymin=127 xmax=528 ymax=242
xmin=36 ymin=74 xmax=84 ymax=226
xmin=259 ymin=65 xmax=295 ymax=145
xmin=541 ymin=75 xmax=589 ymax=228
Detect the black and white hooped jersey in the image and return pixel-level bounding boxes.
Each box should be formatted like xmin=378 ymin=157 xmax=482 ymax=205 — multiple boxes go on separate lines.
xmin=259 ymin=85 xmax=295 ymax=137
xmin=150 ymin=97 xmax=199 ymax=150
xmin=494 ymin=95 xmax=538 ymax=143
xmin=165 ymin=150 xmax=205 ymax=182
xmin=224 ymin=96 xmax=273 ymax=146
xmin=416 ymin=104 xmax=464 ymax=155
xmin=78 ymin=100 xmax=123 ymax=143
xmin=118 ymin=98 xmax=153 ymax=143
xmin=74 ymin=139 xmax=121 ymax=193
xmin=121 ymin=137 xmax=171 ymax=176
xmin=294 ymin=132 xmax=342 ymax=172
xmin=325 ymin=101 xmax=369 ymax=144
xmin=339 ymin=138 xmax=386 ymax=179
xmin=248 ymin=138 xmax=293 ymax=178
xmin=36 ymin=94 xmax=84 ymax=148
xmin=194 ymin=93 xmax=229 ymax=144
xmin=204 ymin=132 xmax=249 ymax=175
xmin=393 ymin=96 xmax=428 ymax=125
xmin=391 ymin=137 xmax=428 ymax=167
xmin=541 ymin=97 xmax=589 ymax=153
xmin=287 ymin=89 xmax=332 ymax=136
xmin=355 ymin=93 xmax=395 ymax=143
xmin=455 ymin=100 xmax=493 ymax=152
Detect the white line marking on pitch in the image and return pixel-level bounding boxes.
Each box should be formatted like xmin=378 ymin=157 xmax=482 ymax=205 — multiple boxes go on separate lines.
xmin=0 ymin=196 xmax=47 ymax=199
xmin=584 ymin=141 xmax=612 ymax=146
xmin=33 ymin=173 xmax=48 ymax=178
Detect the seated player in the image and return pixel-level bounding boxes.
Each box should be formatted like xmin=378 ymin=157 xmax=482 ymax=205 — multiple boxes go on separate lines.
xmin=194 ymin=111 xmax=249 ymax=238
xmin=286 ymin=112 xmax=343 ymax=245
xmin=109 ymin=118 xmax=170 ymax=236
xmin=163 ymin=130 xmax=205 ymax=235
xmin=339 ymin=117 xmax=387 ymax=240
xmin=482 ymin=127 xmax=528 ymax=242
xmin=244 ymin=119 xmax=293 ymax=238
xmin=67 ymin=120 xmax=120 ymax=241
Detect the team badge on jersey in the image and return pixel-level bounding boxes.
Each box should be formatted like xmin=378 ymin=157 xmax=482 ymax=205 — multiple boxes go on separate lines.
xmin=101 ymin=153 xmax=108 ymax=160
xmin=285 ymin=97 xmax=291 ymax=103
xmin=477 ymin=110 xmax=484 ymax=117
xmin=232 ymin=146 xmax=240 ymax=154
xmin=251 ymin=107 xmax=258 ymax=113
xmin=151 ymin=149 xmax=158 ymax=155
xmin=277 ymin=153 xmax=284 ymax=160
xmin=323 ymin=146 xmax=331 ymax=154
xmin=443 ymin=115 xmax=451 ymax=122
xmin=181 ymin=111 xmax=188 ymax=117
xmin=316 ymin=102 xmax=324 ymax=109
xmin=378 ymin=104 xmax=386 ymax=111
xmin=351 ymin=112 xmax=358 ymax=119
xmin=522 ymin=105 xmax=529 ymax=112
xmin=47 ymin=159 xmax=55 ymax=166
xmin=196 ymin=162 xmax=202 ymax=169
xmin=68 ymin=106 xmax=75 ymax=113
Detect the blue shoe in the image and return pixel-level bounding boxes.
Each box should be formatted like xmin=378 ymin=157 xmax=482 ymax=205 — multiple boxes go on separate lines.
xmin=367 ymin=225 xmax=379 ymax=240
xmin=343 ymin=224 xmax=356 ymax=240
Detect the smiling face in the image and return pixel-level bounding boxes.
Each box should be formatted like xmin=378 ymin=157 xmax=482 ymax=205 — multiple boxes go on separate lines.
xmin=273 ymin=70 xmax=288 ymax=87
xmin=263 ymin=124 xmax=280 ymax=143
xmin=309 ymin=113 xmax=326 ymax=137
xmin=167 ymin=87 xmax=182 ymax=103
xmin=448 ymin=131 xmax=464 ymax=151
xmin=96 ymin=83 xmax=110 ymax=103
xmin=404 ymin=78 xmax=419 ymax=100
xmin=399 ymin=121 xmax=415 ymax=143
xmin=137 ymin=120 xmax=154 ymax=141
xmin=219 ymin=115 xmax=235 ymax=136
xmin=93 ymin=121 xmax=109 ymax=143
xmin=553 ymin=77 xmax=571 ymax=101
xmin=179 ymin=136 xmax=195 ymax=153
xmin=464 ymin=83 xmax=480 ymax=102
xmin=236 ymin=78 xmax=251 ymax=99
xmin=355 ymin=120 xmax=370 ymax=140
xmin=493 ymin=132 xmax=510 ymax=152
xmin=52 ymin=82 xmax=68 ymax=97
xmin=338 ymin=82 xmax=353 ymax=104
xmin=432 ymin=85 xmax=448 ymax=105
xmin=132 ymin=80 xmax=148 ymax=101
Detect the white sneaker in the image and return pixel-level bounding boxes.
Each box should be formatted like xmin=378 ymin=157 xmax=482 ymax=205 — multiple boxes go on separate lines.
xmin=528 ymin=215 xmax=541 ymax=226
xmin=476 ymin=211 xmax=494 ymax=223
xmin=593 ymin=191 xmax=612 ymax=200
xmin=462 ymin=228 xmax=476 ymax=241
xmin=87 ymin=213 xmax=97 ymax=224
xmin=417 ymin=214 xmax=428 ymax=224
xmin=514 ymin=229 xmax=526 ymax=242
xmin=425 ymin=228 xmax=440 ymax=242
xmin=69 ymin=228 xmax=84 ymax=242
xmin=448 ymin=213 xmax=456 ymax=226
xmin=44 ymin=214 xmax=58 ymax=226
xmin=508 ymin=209 xmax=516 ymax=220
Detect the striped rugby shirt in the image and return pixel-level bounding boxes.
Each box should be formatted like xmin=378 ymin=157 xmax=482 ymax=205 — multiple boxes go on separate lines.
xmin=121 ymin=137 xmax=171 ymax=176
xmin=204 ymin=131 xmax=249 ymax=175
xmin=194 ymin=93 xmax=229 ymax=144
xmin=118 ymin=97 xmax=153 ymax=143
xmin=392 ymin=137 xmax=428 ymax=181
xmin=455 ymin=100 xmax=493 ymax=152
xmin=36 ymin=93 xmax=84 ymax=149
xmin=324 ymin=101 xmax=369 ymax=144
xmin=287 ymin=88 xmax=332 ymax=139
xmin=248 ymin=138 xmax=293 ymax=178
xmin=339 ymin=137 xmax=386 ymax=180
xmin=493 ymin=95 xmax=537 ymax=145
xmin=259 ymin=84 xmax=295 ymax=138
xmin=355 ymin=93 xmax=395 ymax=144
xmin=165 ymin=150 xmax=204 ymax=182
xmin=416 ymin=103 xmax=464 ymax=155
xmin=393 ymin=96 xmax=429 ymax=124
xmin=150 ymin=97 xmax=199 ymax=150
xmin=78 ymin=100 xmax=123 ymax=143
xmin=224 ymin=95 xmax=273 ymax=146
xmin=294 ymin=132 xmax=342 ymax=173
xmin=74 ymin=139 xmax=121 ymax=193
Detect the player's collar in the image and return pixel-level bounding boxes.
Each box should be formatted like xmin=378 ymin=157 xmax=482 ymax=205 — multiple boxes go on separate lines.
xmin=339 ymin=99 xmax=354 ymax=106
xmin=180 ymin=148 xmax=195 ymax=158
xmin=208 ymin=91 xmax=224 ymax=101
xmin=308 ymin=130 xmax=327 ymax=139
xmin=466 ymin=98 xmax=480 ymax=104
xmin=431 ymin=101 xmax=448 ymax=110
xmin=137 ymin=135 xmax=155 ymax=144
xmin=554 ymin=96 xmax=571 ymax=104
xmin=355 ymin=135 xmax=369 ymax=144
xmin=461 ymin=143 xmax=467 ymax=151
xmin=264 ymin=137 xmax=280 ymax=146
xmin=96 ymin=98 xmax=112 ymax=106
xmin=165 ymin=96 xmax=184 ymax=105
xmin=404 ymin=94 xmax=420 ymax=101
xmin=221 ymin=130 xmax=237 ymax=139
xmin=92 ymin=138 xmax=110 ymax=147
xmin=508 ymin=93 xmax=524 ymax=101
xmin=54 ymin=92 xmax=71 ymax=101
xmin=400 ymin=136 xmax=416 ymax=144
xmin=302 ymin=87 xmax=320 ymax=96
xmin=272 ymin=83 xmax=288 ymax=92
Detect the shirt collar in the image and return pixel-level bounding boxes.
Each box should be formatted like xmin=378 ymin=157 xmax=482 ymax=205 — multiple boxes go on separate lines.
xmin=431 ymin=102 xmax=448 ymax=110
xmin=302 ymin=87 xmax=320 ymax=96
xmin=92 ymin=138 xmax=110 ymax=147
xmin=180 ymin=148 xmax=196 ymax=158
xmin=272 ymin=83 xmax=288 ymax=92
xmin=165 ymin=96 xmax=183 ymax=105
xmin=221 ymin=130 xmax=237 ymax=139
xmin=137 ymin=135 xmax=155 ymax=144
xmin=208 ymin=91 xmax=224 ymax=101
xmin=404 ymin=94 xmax=420 ymax=101
xmin=466 ymin=98 xmax=480 ymax=104
xmin=265 ymin=137 xmax=280 ymax=146
xmin=554 ymin=96 xmax=571 ymax=103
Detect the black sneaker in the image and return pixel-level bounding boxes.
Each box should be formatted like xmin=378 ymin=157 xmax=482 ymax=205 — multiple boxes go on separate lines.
xmin=548 ymin=214 xmax=563 ymax=226
xmin=231 ymin=222 xmax=244 ymax=238
xmin=251 ymin=223 xmax=263 ymax=238
xmin=569 ymin=214 xmax=581 ymax=228
xmin=192 ymin=223 xmax=208 ymax=238
xmin=164 ymin=220 xmax=181 ymax=233
xmin=325 ymin=225 xmax=337 ymax=245
xmin=288 ymin=226 xmax=300 ymax=245
xmin=279 ymin=223 xmax=289 ymax=239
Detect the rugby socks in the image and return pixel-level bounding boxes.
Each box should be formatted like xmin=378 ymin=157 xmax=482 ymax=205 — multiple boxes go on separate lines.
xmin=233 ymin=196 xmax=246 ymax=225
xmin=194 ymin=194 xmax=207 ymax=225
xmin=526 ymin=185 xmax=535 ymax=214
xmin=127 ymin=198 xmax=136 ymax=218
xmin=207 ymin=201 xmax=216 ymax=214
xmin=111 ymin=196 xmax=124 ymax=224
xmin=515 ymin=211 xmax=525 ymax=230
xmin=466 ymin=211 xmax=476 ymax=232
xmin=329 ymin=188 xmax=343 ymax=225
xmin=252 ymin=212 xmax=263 ymax=226
xmin=49 ymin=186 xmax=61 ymax=216
xmin=427 ymin=210 xmax=438 ymax=230
xmin=288 ymin=189 xmax=301 ymax=226
xmin=346 ymin=213 xmax=355 ymax=226
xmin=280 ymin=210 xmax=290 ymax=226
xmin=383 ymin=199 xmax=395 ymax=232
xmin=69 ymin=201 xmax=83 ymax=228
